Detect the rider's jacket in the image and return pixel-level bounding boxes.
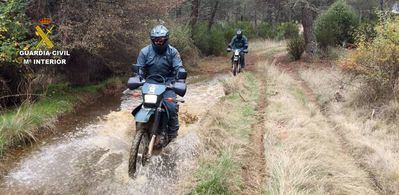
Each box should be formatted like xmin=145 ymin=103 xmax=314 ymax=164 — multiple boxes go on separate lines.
xmin=136 ymin=44 xmax=184 ymax=82
xmin=229 ymin=35 xmax=249 ymax=50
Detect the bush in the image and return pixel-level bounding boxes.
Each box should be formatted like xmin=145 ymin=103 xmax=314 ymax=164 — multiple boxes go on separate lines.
xmin=0 ymin=0 xmax=35 ymax=63
xmin=234 ymin=21 xmax=256 ymax=39
xmin=275 ymin=22 xmax=299 ymax=40
xmin=287 ymin=35 xmax=305 ymax=60
xmin=355 ymin=21 xmax=377 ymax=42
xmin=315 ymin=0 xmax=359 ymax=48
xmin=192 ymin=22 xmax=230 ymax=56
xmin=258 ymin=22 xmax=274 ymax=39
xmin=169 ymin=23 xmax=200 ymax=66
xmin=342 ymin=15 xmax=399 ymax=101
xmin=208 ymin=29 xmax=226 ymax=56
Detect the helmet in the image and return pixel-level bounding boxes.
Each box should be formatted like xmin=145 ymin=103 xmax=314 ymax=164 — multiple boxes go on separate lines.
xmin=150 ymin=25 xmax=169 ymax=54
xmin=236 ymin=29 xmax=243 ymax=40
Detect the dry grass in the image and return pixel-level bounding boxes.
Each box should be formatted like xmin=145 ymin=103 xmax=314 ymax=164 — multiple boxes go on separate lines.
xmin=181 ymin=72 xmax=261 ymax=194
xmin=0 ymin=103 xmax=56 ymax=152
xmin=264 ymin=64 xmax=377 ymax=194
xmin=299 ymin=66 xmax=399 ymax=194
xmin=251 ymin=40 xmax=286 ymax=59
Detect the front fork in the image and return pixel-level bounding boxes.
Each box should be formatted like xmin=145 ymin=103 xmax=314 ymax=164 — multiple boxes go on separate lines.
xmin=147 ymin=104 xmax=164 ymax=157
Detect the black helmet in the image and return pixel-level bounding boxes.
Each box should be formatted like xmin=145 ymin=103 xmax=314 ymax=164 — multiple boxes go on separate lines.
xmin=236 ymin=29 xmax=243 ymax=40
xmin=150 ymin=25 xmax=169 ymax=54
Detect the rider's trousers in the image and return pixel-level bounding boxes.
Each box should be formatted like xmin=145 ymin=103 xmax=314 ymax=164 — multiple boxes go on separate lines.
xmin=162 ymin=89 xmax=179 ymax=137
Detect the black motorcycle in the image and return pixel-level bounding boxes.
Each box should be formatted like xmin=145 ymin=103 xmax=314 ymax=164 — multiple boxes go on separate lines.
xmin=127 ymin=65 xmax=187 ymax=178
xmin=227 ymin=48 xmax=248 ymax=76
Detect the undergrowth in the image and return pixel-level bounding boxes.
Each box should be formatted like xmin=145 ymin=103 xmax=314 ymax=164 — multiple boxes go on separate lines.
xmin=0 ymin=77 xmax=124 ymax=153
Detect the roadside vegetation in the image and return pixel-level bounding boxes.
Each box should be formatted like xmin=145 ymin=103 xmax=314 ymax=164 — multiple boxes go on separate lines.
xmin=299 ymin=65 xmax=399 ymax=194
xmin=182 ymin=72 xmax=260 ymax=194
xmin=191 ymin=20 xmax=299 ymax=56
xmin=274 ymin=3 xmax=399 ymax=192
xmin=297 ymin=15 xmax=399 ymax=191
xmin=264 ymin=63 xmax=377 ymax=194
xmin=0 ymin=77 xmax=124 ymax=153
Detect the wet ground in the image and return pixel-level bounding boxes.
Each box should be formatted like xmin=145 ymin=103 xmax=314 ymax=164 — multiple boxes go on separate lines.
xmin=0 ymin=74 xmax=226 ymax=194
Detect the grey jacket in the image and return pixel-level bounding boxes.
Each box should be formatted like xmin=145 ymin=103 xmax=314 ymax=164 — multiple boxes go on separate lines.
xmin=229 ymin=35 xmax=248 ymax=50
xmin=136 ymin=44 xmax=184 ymax=82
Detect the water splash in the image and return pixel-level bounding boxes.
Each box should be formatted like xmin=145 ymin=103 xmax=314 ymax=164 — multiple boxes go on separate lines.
xmin=1 ymin=75 xmax=226 ymax=194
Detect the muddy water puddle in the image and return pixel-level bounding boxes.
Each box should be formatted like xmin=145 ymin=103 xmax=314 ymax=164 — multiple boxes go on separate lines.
xmin=0 ymin=74 xmax=226 ymax=194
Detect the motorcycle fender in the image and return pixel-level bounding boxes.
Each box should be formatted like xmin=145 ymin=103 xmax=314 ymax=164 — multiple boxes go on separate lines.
xmin=134 ymin=107 xmax=155 ymax=123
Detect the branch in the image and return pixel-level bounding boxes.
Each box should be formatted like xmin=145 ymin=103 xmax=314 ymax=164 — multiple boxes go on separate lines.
xmin=0 ymin=94 xmax=44 ymax=100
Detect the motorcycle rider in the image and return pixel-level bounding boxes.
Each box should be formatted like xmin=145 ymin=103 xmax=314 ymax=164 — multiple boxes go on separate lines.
xmin=227 ymin=29 xmax=248 ymax=70
xmin=135 ymin=24 xmax=186 ymax=143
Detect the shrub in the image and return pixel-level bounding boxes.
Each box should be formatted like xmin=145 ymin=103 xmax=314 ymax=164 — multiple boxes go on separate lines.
xmin=355 ymin=21 xmax=377 ymax=42
xmin=169 ymin=23 xmax=200 ymax=66
xmin=275 ymin=22 xmax=299 ymax=40
xmin=0 ymin=0 xmax=35 ymax=63
xmin=208 ymin=28 xmax=225 ymax=56
xmin=192 ymin=22 xmax=229 ymax=56
xmin=342 ymin=15 xmax=399 ymax=101
xmin=315 ymin=0 xmax=359 ymax=48
xmin=192 ymin=23 xmax=209 ymax=54
xmin=220 ymin=23 xmax=236 ymax=45
xmin=287 ymin=35 xmax=305 ymax=60
xmin=258 ymin=22 xmax=274 ymax=39
xmin=234 ymin=21 xmax=255 ymax=38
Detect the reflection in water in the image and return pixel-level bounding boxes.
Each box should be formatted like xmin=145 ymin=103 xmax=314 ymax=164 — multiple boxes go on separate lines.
xmin=1 ymin=75 xmax=226 ymax=194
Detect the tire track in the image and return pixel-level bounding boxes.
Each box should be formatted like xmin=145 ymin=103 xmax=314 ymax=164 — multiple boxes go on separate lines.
xmin=273 ymin=53 xmax=386 ymax=194
xmin=241 ymin=53 xmax=267 ymax=194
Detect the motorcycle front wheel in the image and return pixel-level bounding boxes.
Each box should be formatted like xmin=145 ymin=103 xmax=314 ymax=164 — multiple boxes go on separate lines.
xmin=128 ymin=123 xmax=149 ymax=178
xmin=233 ymin=61 xmax=239 ymax=76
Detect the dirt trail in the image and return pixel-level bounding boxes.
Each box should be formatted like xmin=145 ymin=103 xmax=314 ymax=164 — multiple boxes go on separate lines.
xmin=242 ymin=54 xmax=267 ymax=194
xmin=273 ymin=52 xmax=385 ymax=194
xmin=0 ymin=72 xmax=227 ymax=194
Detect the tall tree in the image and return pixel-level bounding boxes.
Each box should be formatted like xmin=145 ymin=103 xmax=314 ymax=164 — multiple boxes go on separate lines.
xmin=189 ymin=0 xmax=200 ymax=29
xmin=301 ymin=3 xmax=317 ymax=54
xmin=208 ymin=0 xmax=220 ymax=30
xmin=287 ymin=0 xmax=335 ymax=55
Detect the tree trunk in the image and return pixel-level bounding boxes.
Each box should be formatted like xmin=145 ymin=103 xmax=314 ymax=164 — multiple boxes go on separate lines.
xmin=208 ymin=0 xmax=219 ymax=31
xmin=301 ymin=5 xmax=317 ymax=55
xmin=189 ymin=0 xmax=199 ymax=29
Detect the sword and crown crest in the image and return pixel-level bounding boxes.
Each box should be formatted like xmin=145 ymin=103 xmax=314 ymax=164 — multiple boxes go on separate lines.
xmin=35 ymin=17 xmax=55 ymax=49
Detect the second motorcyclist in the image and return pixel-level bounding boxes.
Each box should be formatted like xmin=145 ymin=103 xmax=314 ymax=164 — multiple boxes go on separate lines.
xmin=227 ymin=29 xmax=249 ymax=70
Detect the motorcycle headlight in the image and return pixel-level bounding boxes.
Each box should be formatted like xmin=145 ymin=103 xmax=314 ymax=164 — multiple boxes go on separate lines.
xmin=144 ymin=94 xmax=158 ymax=104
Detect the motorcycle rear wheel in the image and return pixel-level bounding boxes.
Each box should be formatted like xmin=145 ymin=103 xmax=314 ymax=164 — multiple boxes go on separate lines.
xmin=128 ymin=123 xmax=149 ymax=178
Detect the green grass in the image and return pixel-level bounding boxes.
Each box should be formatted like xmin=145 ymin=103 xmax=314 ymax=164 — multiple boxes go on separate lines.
xmin=194 ymin=150 xmax=242 ymax=194
xmin=0 ymin=77 xmax=124 ymax=153
xmin=291 ymin=84 xmax=308 ymax=106
xmin=218 ymin=73 xmax=259 ymax=140
xmin=192 ymin=72 xmax=260 ymax=194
